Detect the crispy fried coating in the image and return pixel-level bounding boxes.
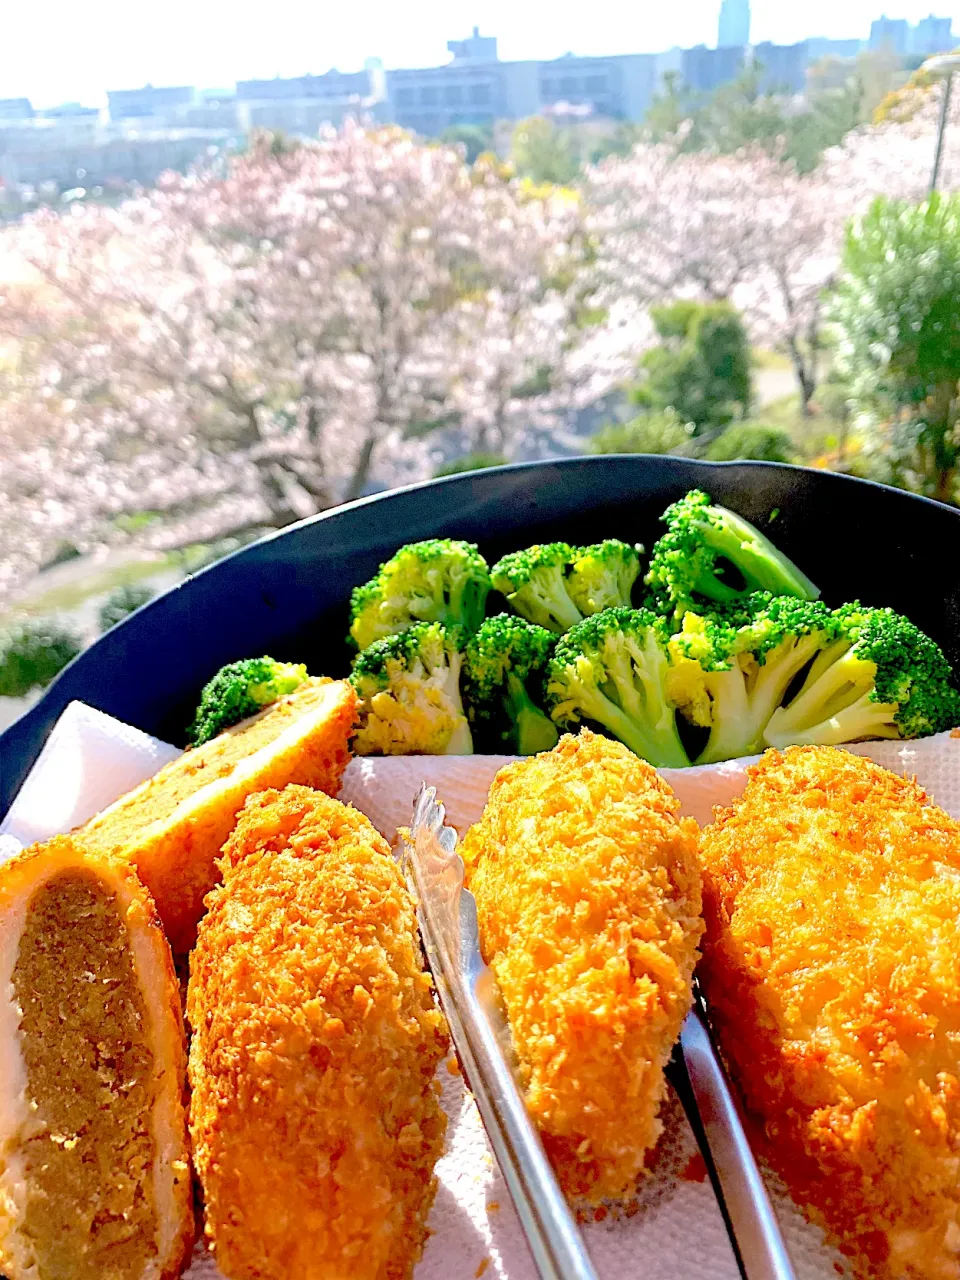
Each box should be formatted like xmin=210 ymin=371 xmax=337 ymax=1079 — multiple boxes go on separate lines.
xmin=187 ymin=785 xmax=448 ymax=1280
xmin=461 ymin=729 xmax=702 ymax=1204
xmin=80 ymin=678 xmax=356 ymax=952
xmin=699 ymin=746 xmax=960 ymax=1280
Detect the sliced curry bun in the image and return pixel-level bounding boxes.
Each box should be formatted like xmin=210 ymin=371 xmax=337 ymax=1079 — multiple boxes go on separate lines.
xmin=0 ymin=835 xmax=193 ymax=1280
xmin=77 ymin=677 xmax=357 ymax=952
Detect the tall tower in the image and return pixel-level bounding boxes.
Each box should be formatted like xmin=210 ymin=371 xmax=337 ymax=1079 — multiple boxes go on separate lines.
xmin=718 ymin=0 xmax=751 ymax=48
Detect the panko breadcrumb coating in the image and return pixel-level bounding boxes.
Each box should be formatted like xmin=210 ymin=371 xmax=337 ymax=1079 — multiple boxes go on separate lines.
xmin=699 ymin=746 xmax=960 ymax=1280
xmin=461 ymin=729 xmax=702 ymax=1205
xmin=79 ymin=678 xmax=356 ymax=952
xmin=187 ymin=785 xmax=448 ymax=1280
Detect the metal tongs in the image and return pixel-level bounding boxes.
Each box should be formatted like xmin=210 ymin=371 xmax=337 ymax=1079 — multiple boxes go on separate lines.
xmin=674 ymin=996 xmax=798 ymax=1280
xmin=402 ymin=785 xmax=599 ymax=1280
xmin=403 ymin=783 xmax=798 ymax=1280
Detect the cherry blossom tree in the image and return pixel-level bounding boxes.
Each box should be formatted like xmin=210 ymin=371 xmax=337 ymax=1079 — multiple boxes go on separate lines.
xmin=584 ymin=143 xmax=852 ymax=413
xmin=0 ymin=126 xmax=595 ymax=607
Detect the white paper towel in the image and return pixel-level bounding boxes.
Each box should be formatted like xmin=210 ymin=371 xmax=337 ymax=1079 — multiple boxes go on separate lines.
xmin=0 ymin=701 xmax=181 ymax=849
xmin=4 ymin=706 xmax=960 ymax=1279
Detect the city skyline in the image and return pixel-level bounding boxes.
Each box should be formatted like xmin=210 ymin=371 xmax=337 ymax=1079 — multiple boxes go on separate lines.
xmin=5 ymin=0 xmax=959 ymax=108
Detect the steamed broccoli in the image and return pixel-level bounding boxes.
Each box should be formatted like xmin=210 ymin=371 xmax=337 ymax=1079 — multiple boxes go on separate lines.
xmin=645 ymin=489 xmax=819 ymax=623
xmin=667 ymin=594 xmax=839 ymax=763
xmin=546 ymin=607 xmax=690 ymax=768
xmin=764 ymin=604 xmax=960 ymax=749
xmin=350 ymin=621 xmax=473 ymax=756
xmin=465 ymin=614 xmax=559 ymax=755
xmin=567 ymin=540 xmax=641 ymax=616
xmin=491 ymin=543 xmax=584 ymax=635
xmin=349 ymin=539 xmax=491 ymax=650
xmin=189 ymin=656 xmax=308 ymax=746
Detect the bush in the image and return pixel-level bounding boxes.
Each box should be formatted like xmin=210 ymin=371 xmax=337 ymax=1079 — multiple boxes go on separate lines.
xmin=589 ymin=410 xmax=696 ymax=456
xmin=632 ymin=300 xmax=752 ymax=431
xmin=828 ymin=193 xmax=960 ymax=502
xmin=434 ymin=452 xmax=508 ymax=478
xmin=98 ymin=583 xmax=157 ymax=633
xmin=0 ymin=619 xmax=83 ymax=698
xmin=704 ymin=423 xmax=795 ymax=463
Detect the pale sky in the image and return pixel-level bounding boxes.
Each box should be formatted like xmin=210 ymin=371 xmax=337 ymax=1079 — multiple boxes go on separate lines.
xmin=4 ymin=0 xmax=960 ymax=108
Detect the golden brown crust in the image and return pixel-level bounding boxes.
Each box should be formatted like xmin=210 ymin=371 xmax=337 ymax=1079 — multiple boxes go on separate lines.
xmin=699 ymin=745 xmax=960 ymax=1280
xmin=0 ymin=836 xmax=193 ymax=1280
xmin=78 ymin=678 xmax=357 ymax=952
xmin=461 ymin=729 xmax=703 ymax=1205
xmin=187 ymin=785 xmax=448 ymax=1280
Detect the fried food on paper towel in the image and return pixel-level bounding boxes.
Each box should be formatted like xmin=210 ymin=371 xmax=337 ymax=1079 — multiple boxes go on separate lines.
xmin=699 ymin=745 xmax=960 ymax=1280
xmin=461 ymin=728 xmax=702 ymax=1205
xmin=187 ymin=785 xmax=448 ymax=1280
xmin=78 ymin=677 xmax=356 ymax=951
xmin=0 ymin=836 xmax=192 ymax=1280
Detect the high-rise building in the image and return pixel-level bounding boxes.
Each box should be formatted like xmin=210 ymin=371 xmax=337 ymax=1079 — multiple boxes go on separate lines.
xmin=869 ymin=16 xmax=911 ymax=53
xmin=718 ymin=0 xmax=751 ymax=49
xmin=911 ymin=14 xmax=954 ymax=54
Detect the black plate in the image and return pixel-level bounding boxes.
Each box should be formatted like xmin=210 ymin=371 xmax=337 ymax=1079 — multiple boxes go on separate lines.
xmin=3 ymin=455 xmax=960 ymax=817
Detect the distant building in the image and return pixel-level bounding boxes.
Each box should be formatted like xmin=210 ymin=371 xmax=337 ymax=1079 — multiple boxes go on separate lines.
xmin=235 ymin=67 xmax=387 ymax=135
xmin=107 ymin=85 xmax=195 ymax=121
xmin=0 ymin=128 xmax=229 ymax=190
xmin=536 ymin=52 xmax=658 ymax=120
xmin=236 ymin=70 xmax=372 ymax=101
xmin=0 ymin=99 xmax=34 ymax=121
xmin=682 ymin=44 xmax=745 ymax=93
xmin=718 ymin=0 xmax=751 ymax=49
xmin=911 ymin=14 xmax=954 ymax=54
xmin=447 ymin=27 xmax=498 ymax=63
xmin=39 ymin=103 xmax=101 ymax=120
xmin=754 ymin=42 xmax=808 ymax=93
xmin=869 ymin=16 xmax=911 ymax=53
xmin=805 ymin=37 xmax=865 ymax=62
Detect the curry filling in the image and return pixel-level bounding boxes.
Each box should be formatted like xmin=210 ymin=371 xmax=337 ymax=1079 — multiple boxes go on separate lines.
xmin=11 ymin=870 xmax=157 ymax=1280
xmin=85 ymin=679 xmax=332 ymax=839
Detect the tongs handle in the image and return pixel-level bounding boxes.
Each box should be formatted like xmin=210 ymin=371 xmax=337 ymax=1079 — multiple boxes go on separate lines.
xmin=677 ymin=1003 xmax=797 ymax=1280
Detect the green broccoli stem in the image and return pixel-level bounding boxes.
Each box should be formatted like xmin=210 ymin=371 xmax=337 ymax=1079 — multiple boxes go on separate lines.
xmin=443 ymin=717 xmax=475 ymax=755
xmin=562 ymin=679 xmax=690 ymax=769
xmin=764 ymin=690 xmax=901 ymax=748
xmin=512 ymin=565 xmax=584 ymax=634
xmin=766 ymin=649 xmax=877 ymax=738
xmin=504 ymin=672 xmax=559 ymax=755
xmin=697 ymin=634 xmax=829 ymax=764
xmin=695 ymin=510 xmax=819 ymax=601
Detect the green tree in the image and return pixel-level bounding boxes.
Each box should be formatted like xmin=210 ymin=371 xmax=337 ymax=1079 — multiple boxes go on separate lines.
xmin=434 ymin=452 xmax=508 ymax=477
xmin=643 ymin=72 xmax=706 ymax=148
xmin=439 ymin=123 xmax=495 ymax=164
xmin=0 ymin=620 xmax=83 ymax=697
xmin=509 ymin=117 xmax=579 ymax=185
xmin=633 ymin=301 xmax=752 ymax=432
xmin=828 ymin=194 xmax=960 ymax=503
xmin=705 ymin=422 xmax=794 ymax=462
xmin=98 ymin=583 xmax=157 ymax=632
xmin=588 ymin=409 xmax=695 ymax=455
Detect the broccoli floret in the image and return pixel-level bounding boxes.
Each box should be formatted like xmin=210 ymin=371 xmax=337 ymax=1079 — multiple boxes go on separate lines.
xmin=668 ymin=595 xmax=839 ymax=764
xmin=546 ymin=607 xmax=690 ymax=768
xmin=349 ymin=539 xmax=491 ymax=650
xmin=764 ymin=604 xmax=960 ymax=749
xmin=491 ymin=543 xmax=584 ymax=635
xmin=189 ymin=656 xmax=308 ymax=746
xmin=350 ymin=621 xmax=473 ymax=756
xmin=645 ymin=489 xmax=820 ymax=623
xmin=567 ymin=540 xmax=642 ymax=616
xmin=465 ymin=614 xmax=559 ymax=755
